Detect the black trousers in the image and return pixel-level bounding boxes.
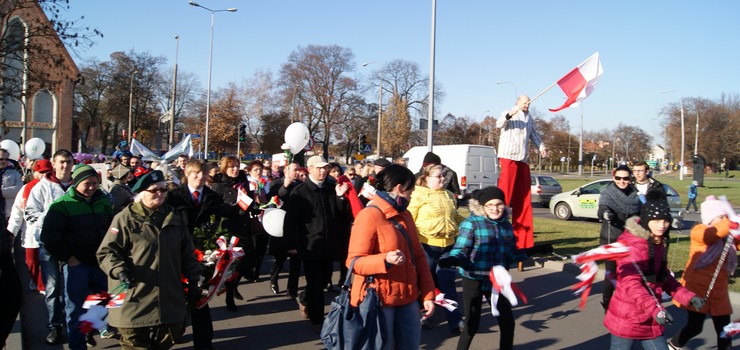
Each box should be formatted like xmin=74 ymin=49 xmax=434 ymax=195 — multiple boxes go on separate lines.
xmin=191 ymin=304 xmax=214 ymax=349
xmin=457 ymin=278 xmax=514 ymax=350
xmin=0 ymin=254 xmax=21 ymax=348
xmin=602 ymin=260 xmax=617 ymax=310
xmin=299 ymin=259 xmax=331 ymax=325
xmin=269 ymin=253 xmax=301 ymax=297
xmin=671 ymin=310 xmax=731 ymax=350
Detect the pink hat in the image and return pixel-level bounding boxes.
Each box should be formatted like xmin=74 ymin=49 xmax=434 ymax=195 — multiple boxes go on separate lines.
xmin=701 ymin=196 xmax=727 ymax=225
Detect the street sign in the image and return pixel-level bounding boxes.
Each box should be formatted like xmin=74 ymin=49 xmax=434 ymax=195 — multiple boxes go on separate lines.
xmin=190 ymin=134 xmax=201 ymax=138
xmin=361 ymin=143 xmax=372 ymax=153
xmin=354 ymin=153 xmax=365 ymax=161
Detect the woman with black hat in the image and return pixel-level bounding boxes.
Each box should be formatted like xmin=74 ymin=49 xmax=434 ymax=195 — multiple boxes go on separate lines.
xmin=603 ymin=193 xmax=704 ymax=350
xmin=438 ymin=186 xmax=551 ymax=350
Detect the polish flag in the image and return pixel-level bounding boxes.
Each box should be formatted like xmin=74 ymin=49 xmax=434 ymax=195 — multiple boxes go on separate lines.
xmin=549 ymin=52 xmax=603 ymax=112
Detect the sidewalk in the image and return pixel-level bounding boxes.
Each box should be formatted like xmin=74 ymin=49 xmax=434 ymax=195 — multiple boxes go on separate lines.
xmin=12 ymin=256 xmax=740 ymax=349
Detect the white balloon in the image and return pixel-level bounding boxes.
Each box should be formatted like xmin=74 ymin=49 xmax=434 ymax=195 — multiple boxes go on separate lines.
xmin=261 ymin=208 xmax=286 ymax=237
xmin=0 ymin=140 xmax=20 ymax=161
xmin=284 ymin=122 xmax=310 ymax=154
xmin=24 ymin=138 xmax=46 ymax=159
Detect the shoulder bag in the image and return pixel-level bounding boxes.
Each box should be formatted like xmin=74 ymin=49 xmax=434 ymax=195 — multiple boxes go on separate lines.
xmin=321 ymin=257 xmax=387 ymax=350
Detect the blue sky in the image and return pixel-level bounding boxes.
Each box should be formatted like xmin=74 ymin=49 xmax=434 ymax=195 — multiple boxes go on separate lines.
xmin=65 ymin=1 xmax=739 ymax=144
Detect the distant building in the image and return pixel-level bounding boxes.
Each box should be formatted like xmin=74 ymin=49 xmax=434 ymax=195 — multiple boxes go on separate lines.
xmin=650 ymin=144 xmax=666 ymax=162
xmin=1 ymin=0 xmax=79 ymax=156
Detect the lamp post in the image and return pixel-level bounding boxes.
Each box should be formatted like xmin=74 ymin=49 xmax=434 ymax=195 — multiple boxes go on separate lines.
xmin=189 ymin=1 xmax=237 ymax=159
xmin=496 ymin=81 xmax=518 ymax=100
xmin=694 ymin=110 xmax=699 ymax=156
xmin=427 ymin=0 xmax=436 ymax=152
xmin=127 ymin=70 xmax=138 ymax=143
xmin=662 ymin=90 xmax=685 ymax=180
xmin=169 ymin=35 xmax=179 ymax=150
xmin=611 ymin=137 xmax=619 ymax=170
xmin=362 ymin=62 xmax=383 ymax=159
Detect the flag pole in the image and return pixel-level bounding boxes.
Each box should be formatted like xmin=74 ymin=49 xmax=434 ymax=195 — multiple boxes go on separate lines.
xmin=527 ymin=81 xmax=558 ymax=105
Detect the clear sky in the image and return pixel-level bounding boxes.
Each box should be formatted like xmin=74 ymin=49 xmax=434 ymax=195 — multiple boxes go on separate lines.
xmin=65 ymin=1 xmax=739 ymax=145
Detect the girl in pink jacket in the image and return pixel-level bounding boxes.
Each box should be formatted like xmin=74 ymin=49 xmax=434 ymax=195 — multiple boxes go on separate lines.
xmin=604 ymin=195 xmax=704 ymax=350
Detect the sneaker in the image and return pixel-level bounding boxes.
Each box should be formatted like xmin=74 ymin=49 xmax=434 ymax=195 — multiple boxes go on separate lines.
xmin=270 ymin=284 xmax=280 ymax=294
xmin=297 ymin=298 xmax=309 ymax=319
xmin=45 ymin=326 xmax=63 ymax=345
xmin=100 ymin=328 xmax=118 ymax=339
xmin=667 ymin=340 xmax=682 ymax=350
xmin=39 ymin=290 xmax=46 ymax=296
xmin=86 ymin=333 xmax=97 ymax=347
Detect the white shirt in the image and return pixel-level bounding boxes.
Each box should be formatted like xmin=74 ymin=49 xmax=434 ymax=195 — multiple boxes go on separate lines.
xmin=496 ymin=110 xmax=545 ymax=163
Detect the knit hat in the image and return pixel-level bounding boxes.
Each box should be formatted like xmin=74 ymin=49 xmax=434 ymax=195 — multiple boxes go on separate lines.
xmin=473 ymin=186 xmax=505 ymax=205
xmin=131 ymin=170 xmax=165 ymax=194
xmin=701 ymin=195 xmax=727 ymax=225
xmin=111 ymin=164 xmax=131 ymax=180
xmin=639 ymin=192 xmax=672 ymax=230
xmin=422 ymin=152 xmax=442 ymax=166
xmin=71 ymin=164 xmax=99 ymax=188
xmin=373 ymin=158 xmax=391 ymax=167
xmin=33 ymin=159 xmax=52 ymax=173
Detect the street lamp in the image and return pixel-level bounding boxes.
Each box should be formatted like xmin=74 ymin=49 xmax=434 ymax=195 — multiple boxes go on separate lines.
xmin=611 ymin=137 xmax=619 ymax=170
xmin=127 ymin=70 xmax=138 ymax=143
xmin=189 ymin=1 xmax=237 ymax=159
xmin=694 ymin=110 xmax=699 ymax=157
xmin=169 ymin=35 xmax=179 ymax=150
xmin=662 ymin=90 xmax=685 ymax=180
xmin=496 ymin=81 xmax=518 ymax=100
xmin=362 ymin=62 xmax=382 ymax=159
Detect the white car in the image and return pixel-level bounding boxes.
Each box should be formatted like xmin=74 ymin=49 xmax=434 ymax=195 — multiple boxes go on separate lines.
xmin=549 ymin=179 xmax=682 ymax=221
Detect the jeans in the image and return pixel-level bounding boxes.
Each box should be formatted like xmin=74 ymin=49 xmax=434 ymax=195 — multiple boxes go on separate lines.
xmin=685 ymin=198 xmax=698 ymax=211
xmin=39 ymin=246 xmax=65 ymax=328
xmin=64 ymin=262 xmax=107 ymax=350
xmin=381 ymin=301 xmax=422 ymax=350
xmin=610 ymin=334 xmax=668 ymax=350
xmin=422 ymin=243 xmax=462 ymax=330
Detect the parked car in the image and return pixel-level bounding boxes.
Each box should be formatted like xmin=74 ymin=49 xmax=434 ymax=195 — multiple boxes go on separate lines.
xmin=548 ymin=179 xmax=682 ymax=220
xmin=531 ymin=175 xmax=562 ymax=207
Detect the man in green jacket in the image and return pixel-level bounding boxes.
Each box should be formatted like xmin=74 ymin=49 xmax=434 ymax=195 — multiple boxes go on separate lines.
xmin=40 ymin=164 xmax=113 ymax=350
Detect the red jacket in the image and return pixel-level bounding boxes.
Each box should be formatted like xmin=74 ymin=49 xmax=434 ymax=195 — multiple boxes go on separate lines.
xmin=346 ymin=197 xmax=435 ymax=308
xmin=604 ymin=217 xmax=696 ymax=339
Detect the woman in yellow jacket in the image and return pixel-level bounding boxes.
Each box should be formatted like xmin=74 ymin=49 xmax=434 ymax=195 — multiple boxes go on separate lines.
xmin=408 ymin=164 xmax=465 ymax=333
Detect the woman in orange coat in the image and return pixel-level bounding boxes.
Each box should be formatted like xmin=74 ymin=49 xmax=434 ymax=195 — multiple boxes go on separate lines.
xmin=347 ymin=164 xmax=436 ymax=349
xmin=669 ymin=196 xmax=740 ymax=350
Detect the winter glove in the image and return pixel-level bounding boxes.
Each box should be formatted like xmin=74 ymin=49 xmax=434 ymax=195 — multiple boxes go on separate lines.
xmin=438 ymin=255 xmax=462 ymax=269
xmin=117 ymin=270 xmax=134 ymax=287
xmin=602 ymin=210 xmax=614 ymax=221
xmin=690 ymin=297 xmax=706 ymax=311
xmin=524 ymin=244 xmax=554 ymax=257
xmin=654 ymin=309 xmax=673 ymax=325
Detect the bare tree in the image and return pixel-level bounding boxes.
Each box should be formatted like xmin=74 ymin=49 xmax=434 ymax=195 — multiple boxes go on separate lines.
xmin=278 ymin=45 xmax=358 ymax=159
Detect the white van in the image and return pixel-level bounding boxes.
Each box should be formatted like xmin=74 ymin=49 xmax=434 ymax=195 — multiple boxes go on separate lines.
xmin=403 ymin=144 xmax=499 ymax=198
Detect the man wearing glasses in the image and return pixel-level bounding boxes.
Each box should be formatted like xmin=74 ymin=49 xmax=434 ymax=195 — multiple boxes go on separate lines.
xmin=41 ymin=165 xmax=112 ymax=349
xmin=0 ymin=148 xmax=22 ymax=220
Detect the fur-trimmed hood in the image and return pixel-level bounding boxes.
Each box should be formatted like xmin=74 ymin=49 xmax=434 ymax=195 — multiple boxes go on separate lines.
xmin=624 ymin=216 xmax=652 ymax=240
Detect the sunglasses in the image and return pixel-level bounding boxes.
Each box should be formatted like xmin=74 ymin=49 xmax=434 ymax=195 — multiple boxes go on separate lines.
xmin=614 ymin=176 xmax=631 ymax=181
xmin=144 ymin=187 xmax=168 ymax=194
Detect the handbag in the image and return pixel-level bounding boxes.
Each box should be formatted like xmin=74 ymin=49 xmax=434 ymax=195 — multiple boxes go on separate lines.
xmin=321 ymin=257 xmax=387 ymax=350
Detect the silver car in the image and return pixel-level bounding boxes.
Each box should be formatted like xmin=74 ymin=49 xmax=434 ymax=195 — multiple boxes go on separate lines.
xmin=549 ymin=179 xmax=682 ymax=221
xmin=531 ymin=175 xmax=562 ymax=207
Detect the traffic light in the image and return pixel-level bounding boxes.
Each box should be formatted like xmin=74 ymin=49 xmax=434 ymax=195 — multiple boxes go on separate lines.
xmin=239 ymin=124 xmax=247 ymax=141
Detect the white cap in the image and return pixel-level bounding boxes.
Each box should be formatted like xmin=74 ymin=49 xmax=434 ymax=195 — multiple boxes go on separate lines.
xmin=306 ymin=156 xmax=329 ymax=168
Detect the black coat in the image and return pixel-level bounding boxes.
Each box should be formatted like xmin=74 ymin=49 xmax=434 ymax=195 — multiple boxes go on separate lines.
xmin=165 ymin=185 xmax=224 ymax=237
xmin=282 ymin=178 xmax=349 ymax=261
xmin=209 ymin=172 xmax=255 ymax=238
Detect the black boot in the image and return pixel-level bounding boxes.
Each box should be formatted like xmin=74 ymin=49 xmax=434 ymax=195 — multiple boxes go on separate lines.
xmin=225 ymin=283 xmax=238 ymax=312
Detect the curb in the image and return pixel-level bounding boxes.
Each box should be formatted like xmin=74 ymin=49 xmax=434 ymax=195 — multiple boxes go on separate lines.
xmin=532 ymin=257 xmax=740 ymax=306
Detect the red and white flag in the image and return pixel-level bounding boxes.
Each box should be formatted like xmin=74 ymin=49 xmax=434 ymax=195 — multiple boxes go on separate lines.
xmin=549 ymin=52 xmax=603 ymax=112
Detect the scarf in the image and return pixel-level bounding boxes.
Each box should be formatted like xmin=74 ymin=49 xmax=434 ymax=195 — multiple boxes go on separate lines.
xmin=375 ymin=190 xmax=409 ymax=212
xmin=599 ymin=183 xmax=641 ymax=219
xmin=695 ymin=237 xmax=738 ymax=273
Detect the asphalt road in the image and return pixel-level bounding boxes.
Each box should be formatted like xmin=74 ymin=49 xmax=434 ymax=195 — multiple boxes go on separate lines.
xmin=9 ymin=254 xmax=738 ymax=349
